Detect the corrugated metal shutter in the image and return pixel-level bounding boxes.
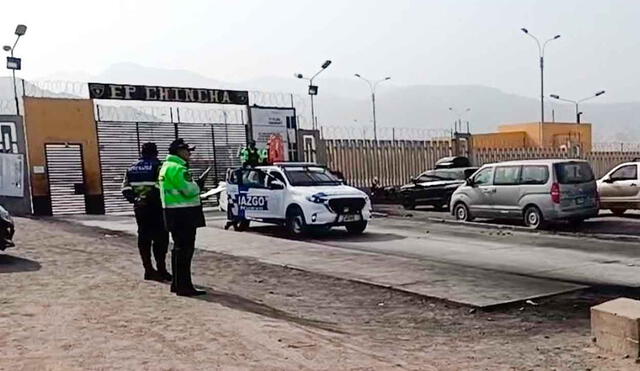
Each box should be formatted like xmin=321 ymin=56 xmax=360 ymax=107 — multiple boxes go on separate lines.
xmin=45 ymin=144 xmax=86 ymax=215
xmin=97 ymin=119 xmax=245 ymax=213
xmin=96 ymin=121 xmax=140 ymax=214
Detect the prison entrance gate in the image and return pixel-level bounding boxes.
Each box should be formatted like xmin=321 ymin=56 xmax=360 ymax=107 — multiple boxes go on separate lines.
xmin=45 ymin=143 xmax=88 ymax=215
xmin=97 ymin=120 xmax=246 ymax=214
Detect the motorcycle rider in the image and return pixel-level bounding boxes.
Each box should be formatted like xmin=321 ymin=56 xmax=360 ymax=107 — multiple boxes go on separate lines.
xmin=121 ymin=142 xmax=172 ymax=282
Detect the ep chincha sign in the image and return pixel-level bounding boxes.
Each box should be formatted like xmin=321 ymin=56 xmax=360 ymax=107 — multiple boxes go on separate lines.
xmin=88 ymin=82 xmax=249 ymax=105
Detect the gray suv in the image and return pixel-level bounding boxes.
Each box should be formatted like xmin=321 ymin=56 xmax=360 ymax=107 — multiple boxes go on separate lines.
xmin=450 ymin=159 xmax=598 ymax=229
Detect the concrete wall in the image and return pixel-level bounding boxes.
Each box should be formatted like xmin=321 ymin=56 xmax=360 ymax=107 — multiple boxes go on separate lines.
xmin=0 ymin=115 xmax=32 ymax=216
xmin=23 ymin=97 xmax=104 ymax=215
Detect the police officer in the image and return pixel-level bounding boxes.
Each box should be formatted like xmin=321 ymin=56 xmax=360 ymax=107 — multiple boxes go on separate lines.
xmin=159 ymin=139 xmax=206 ymax=297
xmin=240 ymin=140 xmax=265 ymax=167
xmin=121 ymin=142 xmax=171 ymax=282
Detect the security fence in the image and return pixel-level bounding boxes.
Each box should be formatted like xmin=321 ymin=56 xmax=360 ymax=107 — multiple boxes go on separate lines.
xmin=326 ymin=139 xmax=640 ymax=188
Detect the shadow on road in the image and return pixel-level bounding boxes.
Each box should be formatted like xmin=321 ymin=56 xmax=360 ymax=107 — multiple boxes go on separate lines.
xmin=248 ymin=225 xmax=406 ymax=242
xmin=191 ymin=287 xmax=344 ymax=333
xmin=0 ymin=254 xmax=42 ymax=274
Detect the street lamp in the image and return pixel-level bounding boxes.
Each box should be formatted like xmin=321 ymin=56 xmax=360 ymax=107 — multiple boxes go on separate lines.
xmin=521 ymin=28 xmax=560 ymax=125
xmin=294 ymin=59 xmax=332 ymax=130
xmin=549 ymin=90 xmax=605 ymax=123
xmin=448 ymin=107 xmax=471 ymax=133
xmin=3 ymin=24 xmax=27 ymax=116
xmin=354 ymin=74 xmax=391 ymax=141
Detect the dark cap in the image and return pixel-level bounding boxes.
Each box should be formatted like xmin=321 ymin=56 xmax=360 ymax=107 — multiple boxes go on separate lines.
xmin=169 ymin=138 xmax=196 ymax=154
xmin=140 ymin=142 xmax=158 ymax=156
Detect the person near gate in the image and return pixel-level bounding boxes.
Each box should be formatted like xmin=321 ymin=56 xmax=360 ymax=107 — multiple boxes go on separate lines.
xmin=121 ymin=142 xmax=172 ymax=282
xmin=159 ymin=138 xmax=207 ymax=297
xmin=240 ymin=140 xmax=266 ymax=167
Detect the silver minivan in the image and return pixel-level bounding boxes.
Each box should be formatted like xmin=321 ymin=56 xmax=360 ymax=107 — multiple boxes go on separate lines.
xmin=450 ymin=159 xmax=599 ymax=229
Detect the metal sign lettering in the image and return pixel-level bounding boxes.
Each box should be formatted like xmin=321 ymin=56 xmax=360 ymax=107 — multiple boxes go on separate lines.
xmin=88 ymin=82 xmax=249 ymax=105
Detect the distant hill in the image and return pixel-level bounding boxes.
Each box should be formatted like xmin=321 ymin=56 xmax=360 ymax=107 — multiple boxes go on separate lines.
xmin=2 ymin=62 xmax=638 ymax=142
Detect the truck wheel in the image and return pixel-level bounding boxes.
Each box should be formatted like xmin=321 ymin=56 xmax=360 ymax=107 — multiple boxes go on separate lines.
xmin=286 ymin=207 xmax=307 ymax=236
xmin=346 ymin=221 xmax=367 ymax=234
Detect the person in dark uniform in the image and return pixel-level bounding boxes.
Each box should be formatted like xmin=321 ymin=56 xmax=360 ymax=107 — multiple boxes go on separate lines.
xmin=121 ymin=142 xmax=172 ymax=282
xmin=240 ymin=140 xmax=262 ymax=167
xmin=159 ymin=139 xmax=206 ymax=296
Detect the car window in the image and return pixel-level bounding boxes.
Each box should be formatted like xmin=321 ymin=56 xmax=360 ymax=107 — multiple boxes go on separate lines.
xmin=610 ymin=164 xmax=637 ymax=181
xmin=473 ymin=167 xmax=493 ymax=186
xmin=241 ymin=169 xmax=266 ymax=188
xmin=267 ymin=170 xmax=286 ymax=187
xmin=554 ymin=162 xmax=595 ymax=184
xmin=493 ymin=166 xmax=521 ymax=185
xmin=520 ymin=166 xmax=549 ymax=185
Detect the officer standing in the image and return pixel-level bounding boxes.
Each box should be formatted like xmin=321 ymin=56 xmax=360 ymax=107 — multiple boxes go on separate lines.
xmin=159 ymin=139 xmax=206 ymax=297
xmin=121 ymin=142 xmax=172 ymax=282
xmin=240 ymin=140 xmax=265 ymax=167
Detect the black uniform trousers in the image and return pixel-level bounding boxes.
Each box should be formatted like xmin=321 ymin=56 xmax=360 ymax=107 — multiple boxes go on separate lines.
xmin=164 ymin=206 xmax=205 ymax=293
xmin=134 ymin=205 xmax=169 ymax=272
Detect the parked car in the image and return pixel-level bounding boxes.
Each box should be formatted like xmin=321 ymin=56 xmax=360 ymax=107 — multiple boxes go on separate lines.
xmin=450 ymin=159 xmax=599 ymax=229
xmin=597 ymin=161 xmax=640 ymax=216
xmin=226 ymin=163 xmax=372 ymax=235
xmin=399 ymin=167 xmax=478 ymax=210
xmin=0 ymin=205 xmax=15 ymax=251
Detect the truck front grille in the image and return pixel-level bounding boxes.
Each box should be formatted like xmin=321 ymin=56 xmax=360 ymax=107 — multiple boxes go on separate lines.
xmin=328 ymin=198 xmax=366 ymax=214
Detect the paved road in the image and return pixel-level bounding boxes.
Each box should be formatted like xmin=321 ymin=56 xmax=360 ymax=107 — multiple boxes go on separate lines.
xmin=67 ymin=209 xmax=640 ymax=307
xmin=375 ymin=204 xmax=640 ymax=238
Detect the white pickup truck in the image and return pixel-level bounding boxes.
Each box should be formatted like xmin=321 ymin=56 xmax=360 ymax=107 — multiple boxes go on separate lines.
xmin=226 ymin=163 xmax=372 ymax=235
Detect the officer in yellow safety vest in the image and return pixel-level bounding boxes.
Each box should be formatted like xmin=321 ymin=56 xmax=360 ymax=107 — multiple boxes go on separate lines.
xmin=159 ymin=139 xmax=206 ymax=297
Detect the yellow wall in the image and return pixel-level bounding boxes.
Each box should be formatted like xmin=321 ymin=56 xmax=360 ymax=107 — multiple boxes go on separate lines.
xmin=471 ymin=131 xmax=529 ymax=149
xmin=497 ymin=122 xmax=592 ymax=152
xmin=24 ymin=98 xmax=103 ymax=214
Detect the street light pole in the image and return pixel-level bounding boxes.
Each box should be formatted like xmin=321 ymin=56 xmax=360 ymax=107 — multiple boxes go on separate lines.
xmin=4 ymin=25 xmax=27 ymax=116
xmin=521 ymin=28 xmax=560 ymax=125
xmin=549 ymin=91 xmax=605 ymax=124
xmin=295 ymin=60 xmax=332 ymax=131
xmin=355 ymin=74 xmax=391 ymax=141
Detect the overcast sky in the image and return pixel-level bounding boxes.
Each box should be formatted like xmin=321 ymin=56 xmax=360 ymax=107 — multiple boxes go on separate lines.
xmin=2 ymin=0 xmax=639 ymax=103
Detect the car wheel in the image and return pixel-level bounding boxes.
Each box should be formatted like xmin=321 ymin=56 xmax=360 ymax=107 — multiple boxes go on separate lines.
xmin=611 ymin=209 xmax=627 ymax=217
xmin=286 ymin=207 xmax=307 ymax=236
xmin=523 ymin=206 xmax=544 ymax=229
xmin=402 ymin=200 xmax=415 ymax=210
xmin=454 ymin=202 xmax=473 ymax=222
xmin=346 ymin=221 xmax=368 ymax=234
xmin=233 ymin=220 xmax=250 ymax=231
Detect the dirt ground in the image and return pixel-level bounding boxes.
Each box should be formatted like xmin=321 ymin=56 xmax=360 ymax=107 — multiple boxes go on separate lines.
xmin=0 ymin=218 xmax=637 ymax=370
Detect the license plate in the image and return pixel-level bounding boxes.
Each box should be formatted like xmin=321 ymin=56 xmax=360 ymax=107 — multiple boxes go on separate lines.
xmin=575 ymin=197 xmax=585 ymax=205
xmin=342 ymin=214 xmax=361 ymax=222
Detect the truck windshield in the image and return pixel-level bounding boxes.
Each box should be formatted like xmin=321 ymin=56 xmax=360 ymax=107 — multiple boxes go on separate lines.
xmin=284 ymin=166 xmax=342 ymax=186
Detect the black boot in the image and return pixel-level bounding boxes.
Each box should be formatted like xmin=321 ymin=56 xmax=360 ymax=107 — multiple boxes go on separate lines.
xmin=144 ymin=269 xmax=163 ymax=282
xmin=176 ymin=289 xmax=206 ymax=297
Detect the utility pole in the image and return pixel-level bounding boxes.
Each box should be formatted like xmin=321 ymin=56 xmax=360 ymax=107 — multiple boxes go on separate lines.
xmin=355 ymin=74 xmax=391 ymax=141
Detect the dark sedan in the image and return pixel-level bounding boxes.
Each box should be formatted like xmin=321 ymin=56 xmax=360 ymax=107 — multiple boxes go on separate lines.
xmin=399 ymin=167 xmax=478 ymax=210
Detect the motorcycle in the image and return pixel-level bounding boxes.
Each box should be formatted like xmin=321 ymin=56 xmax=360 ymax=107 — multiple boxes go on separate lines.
xmin=0 ymin=205 xmax=15 ymax=251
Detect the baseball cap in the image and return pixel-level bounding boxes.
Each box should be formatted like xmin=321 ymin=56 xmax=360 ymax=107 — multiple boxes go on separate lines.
xmin=169 ymin=138 xmax=196 ymax=154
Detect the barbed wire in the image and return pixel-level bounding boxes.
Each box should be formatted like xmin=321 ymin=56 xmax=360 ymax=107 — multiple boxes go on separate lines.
xmin=593 ymin=142 xmax=640 ymax=152
xmin=321 ymin=125 xmax=451 ymax=141
xmin=25 ymin=80 xmax=88 ymax=98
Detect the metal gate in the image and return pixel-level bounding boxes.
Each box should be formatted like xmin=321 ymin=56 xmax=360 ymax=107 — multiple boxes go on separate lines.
xmin=97 ymin=120 xmax=246 ymax=214
xmin=45 ymin=144 xmax=87 ymax=215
